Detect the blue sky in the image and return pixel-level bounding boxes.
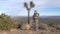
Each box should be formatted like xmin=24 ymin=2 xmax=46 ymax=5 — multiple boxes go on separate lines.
xmin=0 ymin=0 xmax=60 ymax=16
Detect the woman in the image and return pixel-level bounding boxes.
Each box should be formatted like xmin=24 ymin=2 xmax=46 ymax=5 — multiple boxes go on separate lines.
xmin=33 ymin=10 xmax=39 ymax=30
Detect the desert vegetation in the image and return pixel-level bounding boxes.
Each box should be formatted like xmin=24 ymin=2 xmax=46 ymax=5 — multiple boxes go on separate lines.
xmin=0 ymin=0 xmax=60 ymax=34
xmin=0 ymin=13 xmax=17 ymax=31
xmin=24 ymin=1 xmax=35 ymax=24
xmin=0 ymin=14 xmax=60 ymax=34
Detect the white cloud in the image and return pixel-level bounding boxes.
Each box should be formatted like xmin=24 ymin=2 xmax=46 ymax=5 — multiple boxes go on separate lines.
xmin=40 ymin=0 xmax=60 ymax=8
xmin=0 ymin=0 xmax=60 ymax=16
xmin=26 ymin=0 xmax=60 ymax=8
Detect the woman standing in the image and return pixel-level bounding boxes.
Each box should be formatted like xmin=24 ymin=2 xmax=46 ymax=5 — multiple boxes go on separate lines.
xmin=33 ymin=10 xmax=39 ymax=31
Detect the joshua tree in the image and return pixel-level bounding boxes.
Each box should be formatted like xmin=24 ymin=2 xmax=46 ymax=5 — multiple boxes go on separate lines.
xmin=24 ymin=1 xmax=35 ymax=24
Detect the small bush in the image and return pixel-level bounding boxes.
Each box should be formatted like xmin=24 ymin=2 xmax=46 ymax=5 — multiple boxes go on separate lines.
xmin=21 ymin=20 xmax=27 ymax=25
xmin=45 ymin=21 xmax=54 ymax=27
xmin=0 ymin=13 xmax=17 ymax=30
xmin=17 ymin=20 xmax=27 ymax=29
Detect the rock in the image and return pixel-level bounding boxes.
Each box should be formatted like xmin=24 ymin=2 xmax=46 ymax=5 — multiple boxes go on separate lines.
xmin=10 ymin=29 xmax=18 ymax=32
xmin=24 ymin=23 xmax=30 ymax=30
xmin=21 ymin=23 xmax=30 ymax=30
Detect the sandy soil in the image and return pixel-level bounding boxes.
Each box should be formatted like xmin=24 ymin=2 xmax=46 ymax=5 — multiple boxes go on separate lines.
xmin=0 ymin=29 xmax=60 ymax=34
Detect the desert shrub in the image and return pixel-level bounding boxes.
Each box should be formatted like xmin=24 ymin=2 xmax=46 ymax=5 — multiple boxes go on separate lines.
xmin=39 ymin=26 xmax=46 ymax=30
xmin=17 ymin=20 xmax=27 ymax=29
xmin=38 ymin=24 xmax=47 ymax=30
xmin=0 ymin=13 xmax=17 ymax=30
xmin=21 ymin=20 xmax=27 ymax=25
xmin=45 ymin=21 xmax=54 ymax=27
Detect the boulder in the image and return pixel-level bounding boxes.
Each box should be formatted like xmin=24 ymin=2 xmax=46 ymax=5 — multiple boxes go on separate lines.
xmin=21 ymin=23 xmax=30 ymax=30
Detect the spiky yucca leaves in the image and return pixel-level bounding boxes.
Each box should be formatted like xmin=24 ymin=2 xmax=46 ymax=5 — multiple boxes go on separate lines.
xmin=24 ymin=2 xmax=29 ymax=10
xmin=30 ymin=1 xmax=35 ymax=8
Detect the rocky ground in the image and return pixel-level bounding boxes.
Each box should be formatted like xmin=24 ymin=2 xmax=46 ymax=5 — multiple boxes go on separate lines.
xmin=0 ymin=29 xmax=60 ymax=34
xmin=0 ymin=23 xmax=60 ymax=34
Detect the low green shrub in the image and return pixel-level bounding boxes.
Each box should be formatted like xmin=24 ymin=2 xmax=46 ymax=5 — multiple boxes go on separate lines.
xmin=0 ymin=13 xmax=17 ymax=30
xmin=45 ymin=21 xmax=54 ymax=27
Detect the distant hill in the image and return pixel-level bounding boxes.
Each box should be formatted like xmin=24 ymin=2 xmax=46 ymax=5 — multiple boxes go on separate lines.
xmin=40 ymin=16 xmax=60 ymax=24
xmin=12 ymin=16 xmax=60 ymax=24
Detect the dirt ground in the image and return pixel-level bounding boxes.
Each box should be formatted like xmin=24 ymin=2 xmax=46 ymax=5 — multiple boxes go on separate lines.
xmin=0 ymin=29 xmax=60 ymax=34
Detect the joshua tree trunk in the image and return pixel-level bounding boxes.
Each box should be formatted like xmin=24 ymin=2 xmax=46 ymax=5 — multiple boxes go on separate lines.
xmin=28 ymin=10 xmax=30 ymax=24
